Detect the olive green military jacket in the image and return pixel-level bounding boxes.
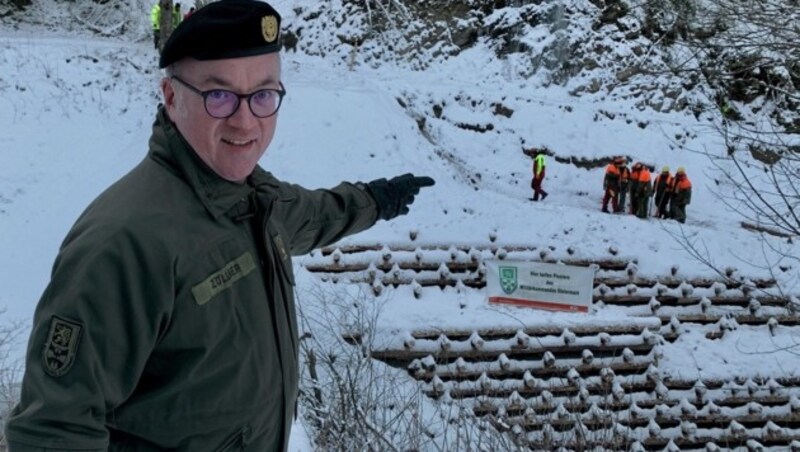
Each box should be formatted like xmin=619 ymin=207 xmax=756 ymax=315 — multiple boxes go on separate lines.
xmin=6 ymin=107 xmax=379 ymax=451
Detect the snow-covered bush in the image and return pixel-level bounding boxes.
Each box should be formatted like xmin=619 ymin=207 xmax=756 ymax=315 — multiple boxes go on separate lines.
xmin=295 ymin=283 xmax=521 ymax=450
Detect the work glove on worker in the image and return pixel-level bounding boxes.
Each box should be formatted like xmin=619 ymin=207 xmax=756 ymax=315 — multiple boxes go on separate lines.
xmin=365 ymin=173 xmax=435 ymax=221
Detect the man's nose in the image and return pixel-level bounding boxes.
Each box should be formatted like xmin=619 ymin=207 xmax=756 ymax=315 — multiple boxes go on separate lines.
xmin=227 ymin=98 xmax=258 ymax=127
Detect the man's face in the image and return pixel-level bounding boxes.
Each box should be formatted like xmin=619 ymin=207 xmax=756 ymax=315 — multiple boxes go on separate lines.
xmin=162 ymin=53 xmax=281 ymax=183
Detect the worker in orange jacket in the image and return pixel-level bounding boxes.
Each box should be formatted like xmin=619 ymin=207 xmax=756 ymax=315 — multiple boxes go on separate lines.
xmin=601 ymin=157 xmax=622 ymax=213
xmin=669 ymin=167 xmax=692 ymax=223
xmin=628 ymin=162 xmax=642 ymax=215
xmin=616 ymin=159 xmax=630 ymax=213
xmin=634 ymin=163 xmax=652 ymax=219
xmin=653 ymin=166 xmax=673 ymax=218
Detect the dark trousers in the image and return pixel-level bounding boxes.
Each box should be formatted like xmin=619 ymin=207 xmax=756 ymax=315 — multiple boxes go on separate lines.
xmin=531 ymin=175 xmax=548 ymax=200
xmin=655 ymin=193 xmax=670 ymax=218
xmin=153 ymin=29 xmax=160 ymax=49
xmin=671 ymin=201 xmax=687 ymax=223
xmin=617 ymin=182 xmax=628 ymax=213
xmin=636 ymin=194 xmax=650 ymax=218
xmin=602 ymin=189 xmax=618 ymax=212
xmin=629 ymin=193 xmax=639 ymax=214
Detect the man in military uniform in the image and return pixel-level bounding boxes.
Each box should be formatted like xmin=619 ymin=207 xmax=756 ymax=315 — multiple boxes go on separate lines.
xmin=5 ymin=1 xmax=434 ymax=451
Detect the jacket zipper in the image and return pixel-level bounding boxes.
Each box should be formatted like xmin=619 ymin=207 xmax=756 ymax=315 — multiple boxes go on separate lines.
xmin=260 ymin=201 xmax=297 ymax=359
xmin=251 ymin=191 xmax=298 ymax=432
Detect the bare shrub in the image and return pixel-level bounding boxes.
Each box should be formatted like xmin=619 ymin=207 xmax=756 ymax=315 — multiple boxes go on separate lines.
xmin=0 ymin=312 xmax=27 ymax=448
xmin=296 ymin=283 xmax=522 ymax=451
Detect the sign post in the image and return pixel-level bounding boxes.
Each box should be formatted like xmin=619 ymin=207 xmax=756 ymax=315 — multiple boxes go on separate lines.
xmin=485 ymin=260 xmax=595 ymax=312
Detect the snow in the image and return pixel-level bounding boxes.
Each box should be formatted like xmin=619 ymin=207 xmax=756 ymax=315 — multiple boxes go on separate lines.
xmin=1 ymin=0 xmax=799 ymax=449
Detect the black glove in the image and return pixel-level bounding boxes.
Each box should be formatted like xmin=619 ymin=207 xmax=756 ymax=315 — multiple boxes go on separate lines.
xmin=365 ymin=173 xmax=435 ymax=221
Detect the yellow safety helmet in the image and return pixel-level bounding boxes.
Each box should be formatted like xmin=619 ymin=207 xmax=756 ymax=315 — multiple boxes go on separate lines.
xmin=662 ymin=166 xmax=670 ymax=173
xmin=676 ymin=167 xmax=685 ymax=174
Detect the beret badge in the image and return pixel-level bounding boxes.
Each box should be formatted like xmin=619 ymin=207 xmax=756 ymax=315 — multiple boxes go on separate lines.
xmin=261 ymin=15 xmax=278 ymax=43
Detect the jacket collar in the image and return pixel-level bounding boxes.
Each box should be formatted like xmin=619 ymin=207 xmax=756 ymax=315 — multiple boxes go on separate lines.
xmin=148 ymin=105 xmax=277 ymax=219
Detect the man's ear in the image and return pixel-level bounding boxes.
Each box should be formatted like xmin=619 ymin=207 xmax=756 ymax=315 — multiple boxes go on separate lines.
xmin=161 ymin=77 xmax=176 ymax=109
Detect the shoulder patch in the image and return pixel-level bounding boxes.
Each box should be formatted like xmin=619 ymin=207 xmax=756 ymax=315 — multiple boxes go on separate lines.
xmin=42 ymin=316 xmax=83 ymax=377
xmin=192 ymin=252 xmax=256 ymax=305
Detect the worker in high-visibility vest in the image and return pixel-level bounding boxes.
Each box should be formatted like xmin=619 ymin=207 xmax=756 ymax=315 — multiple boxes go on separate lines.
xmin=150 ymin=3 xmax=161 ymax=49
xmin=151 ymin=2 xmax=183 ymax=50
xmin=173 ymin=3 xmax=183 ymax=28
xmin=530 ymin=150 xmax=549 ymax=201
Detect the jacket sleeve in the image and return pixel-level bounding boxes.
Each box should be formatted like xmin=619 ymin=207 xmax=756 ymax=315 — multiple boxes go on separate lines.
xmin=270 ymin=181 xmax=379 ymax=256
xmin=5 ymin=224 xmax=173 ymax=450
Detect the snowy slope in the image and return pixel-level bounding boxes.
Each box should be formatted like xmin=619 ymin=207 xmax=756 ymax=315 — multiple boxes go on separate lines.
xmin=1 ymin=0 xmax=799 ymax=449
xmin=2 ymin=0 xmax=797 ymax=391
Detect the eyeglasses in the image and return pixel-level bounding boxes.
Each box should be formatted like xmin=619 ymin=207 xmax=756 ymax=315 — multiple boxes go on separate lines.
xmin=170 ymin=75 xmax=286 ymax=119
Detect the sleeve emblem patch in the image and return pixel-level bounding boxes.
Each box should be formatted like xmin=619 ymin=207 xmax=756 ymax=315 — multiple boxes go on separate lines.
xmin=42 ymin=316 xmax=83 ymax=377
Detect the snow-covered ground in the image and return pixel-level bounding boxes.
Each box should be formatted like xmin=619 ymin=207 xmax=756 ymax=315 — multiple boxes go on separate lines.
xmin=1 ymin=1 xmax=798 ymax=449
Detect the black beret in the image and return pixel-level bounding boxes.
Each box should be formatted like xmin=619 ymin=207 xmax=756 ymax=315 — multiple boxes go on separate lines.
xmin=159 ymin=0 xmax=281 ymax=69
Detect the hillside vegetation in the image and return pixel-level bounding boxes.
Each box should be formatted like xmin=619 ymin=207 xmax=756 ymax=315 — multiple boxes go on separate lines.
xmin=3 ymin=0 xmax=796 ymax=115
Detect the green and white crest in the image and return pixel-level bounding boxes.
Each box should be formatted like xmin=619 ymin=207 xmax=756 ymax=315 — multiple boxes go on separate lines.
xmin=42 ymin=316 xmax=83 ymax=377
xmin=499 ymin=266 xmax=518 ymax=295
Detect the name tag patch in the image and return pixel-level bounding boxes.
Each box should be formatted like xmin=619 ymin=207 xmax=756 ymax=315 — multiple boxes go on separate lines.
xmin=192 ymin=252 xmax=256 ymax=305
xmin=42 ymin=316 xmax=83 ymax=377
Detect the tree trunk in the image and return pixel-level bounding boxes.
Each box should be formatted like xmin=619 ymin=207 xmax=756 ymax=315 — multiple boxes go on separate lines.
xmin=158 ymin=0 xmax=173 ymax=53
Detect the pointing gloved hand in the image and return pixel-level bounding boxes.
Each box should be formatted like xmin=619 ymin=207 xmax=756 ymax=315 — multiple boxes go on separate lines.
xmin=365 ymin=173 xmax=436 ymax=221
